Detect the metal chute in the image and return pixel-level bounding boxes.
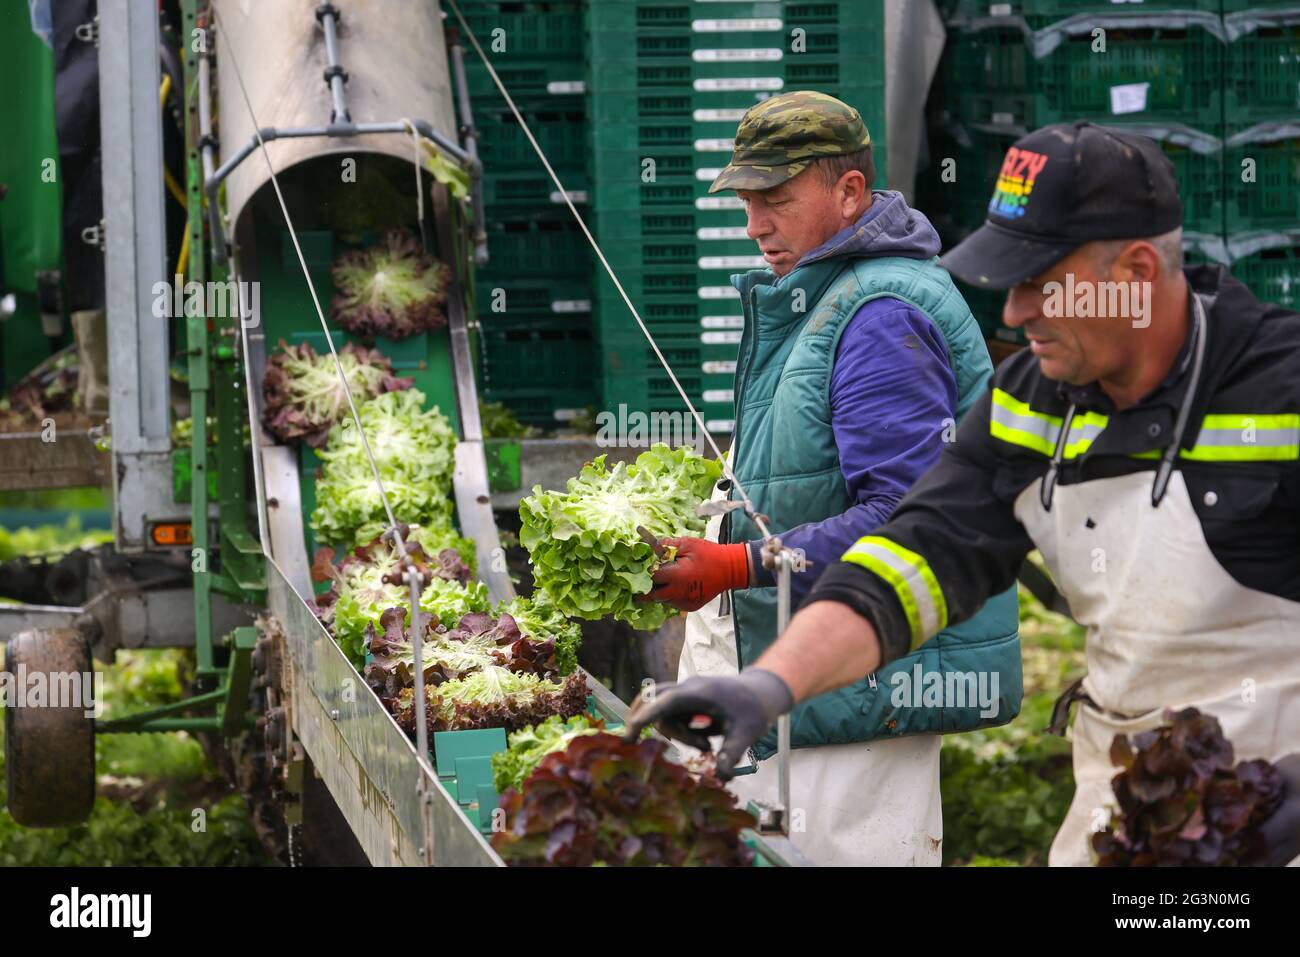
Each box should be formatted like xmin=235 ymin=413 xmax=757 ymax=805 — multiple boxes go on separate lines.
xmin=212 ymin=0 xmax=462 ymax=238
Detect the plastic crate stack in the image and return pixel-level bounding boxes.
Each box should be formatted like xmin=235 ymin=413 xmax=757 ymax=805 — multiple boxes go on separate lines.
xmin=455 ymin=0 xmax=598 ymax=429
xmin=585 ymin=0 xmax=886 ymax=439
xmin=1221 ymin=3 xmax=1300 ymax=311
xmin=918 ymin=1 xmax=1300 ymax=345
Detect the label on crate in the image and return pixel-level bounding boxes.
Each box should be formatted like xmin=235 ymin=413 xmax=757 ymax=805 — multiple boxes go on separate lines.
xmin=698 ymin=226 xmax=749 ymax=240
xmin=694 ymin=48 xmax=783 ymax=63
xmin=706 ymin=419 xmax=736 ymax=433
xmin=991 ymin=111 xmax=1017 ymax=126
xmin=694 ymin=108 xmax=749 ymax=123
xmin=553 ymin=408 xmax=585 ymax=421
xmin=546 ymin=81 xmax=585 ymax=95
xmin=692 ymin=19 xmax=783 ymax=32
xmin=699 ymin=285 xmax=741 ymax=299
xmin=701 ymin=315 xmax=744 ymax=328
xmin=703 ymin=389 xmax=735 ymax=403
xmin=1109 ymin=82 xmax=1149 ymax=116
xmin=988 ymin=3 xmax=1012 ymax=15
xmin=702 ymin=360 xmax=737 ymax=375
xmin=702 ymin=330 xmax=743 ymax=344
xmin=549 ymin=190 xmax=588 ymax=204
xmin=697 ymin=195 xmax=745 ymax=209
xmin=551 ymin=299 xmax=592 ymax=313
xmin=700 ymin=255 xmax=765 ymax=269
xmin=695 ymin=138 xmax=737 ymax=151
xmin=696 ymin=167 xmax=724 ymax=180
xmin=694 ymin=77 xmax=784 ymax=92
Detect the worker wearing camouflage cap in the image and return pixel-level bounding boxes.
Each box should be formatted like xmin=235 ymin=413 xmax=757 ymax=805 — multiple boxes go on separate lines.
xmin=642 ymin=92 xmax=1022 ymax=866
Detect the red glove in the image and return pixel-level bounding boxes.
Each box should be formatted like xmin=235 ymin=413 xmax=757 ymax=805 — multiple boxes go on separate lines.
xmin=640 ymin=537 xmax=750 ymax=612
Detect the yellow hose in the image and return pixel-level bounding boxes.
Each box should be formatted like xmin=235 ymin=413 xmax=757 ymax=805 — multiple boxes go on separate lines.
xmin=176 ymin=223 xmax=190 ymax=278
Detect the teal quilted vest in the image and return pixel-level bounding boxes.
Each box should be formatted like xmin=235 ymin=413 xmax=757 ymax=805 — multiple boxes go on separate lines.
xmin=724 ymin=253 xmax=1023 ymax=758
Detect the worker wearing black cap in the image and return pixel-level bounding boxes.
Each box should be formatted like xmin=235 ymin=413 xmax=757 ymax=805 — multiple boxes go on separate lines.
xmin=628 ymin=121 xmax=1300 ymax=866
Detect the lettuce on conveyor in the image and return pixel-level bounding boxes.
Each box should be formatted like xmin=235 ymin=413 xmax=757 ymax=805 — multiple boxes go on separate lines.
xmin=329 ymin=228 xmax=451 ymax=339
xmin=519 ymin=444 xmax=722 ymax=630
xmin=499 ymin=590 xmax=583 ymax=677
xmin=491 ymin=714 xmax=602 ymax=795
xmin=310 ymin=388 xmax=457 ymax=546
xmin=492 ymin=733 xmax=757 ymax=867
xmin=312 ymin=530 xmax=487 ymax=667
xmin=262 ymin=339 xmax=412 ymax=447
xmin=392 ymin=666 xmax=588 ymax=737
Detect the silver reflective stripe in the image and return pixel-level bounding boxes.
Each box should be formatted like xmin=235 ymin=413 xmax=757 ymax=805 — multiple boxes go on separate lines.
xmin=842 ymin=540 xmax=942 ymax=637
xmin=1194 ymin=427 xmax=1299 ymax=448
xmin=990 ymin=401 xmax=1057 ymax=447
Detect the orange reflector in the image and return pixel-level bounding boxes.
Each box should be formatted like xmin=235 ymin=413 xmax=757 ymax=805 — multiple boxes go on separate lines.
xmin=151 ymin=523 xmax=193 ymax=546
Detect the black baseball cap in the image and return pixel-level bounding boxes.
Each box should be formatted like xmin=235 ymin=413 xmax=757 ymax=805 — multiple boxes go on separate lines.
xmin=940 ymin=121 xmax=1183 ymax=290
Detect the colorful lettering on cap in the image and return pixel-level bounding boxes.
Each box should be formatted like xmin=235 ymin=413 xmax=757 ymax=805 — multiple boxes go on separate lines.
xmin=988 ymin=147 xmax=1049 ymax=219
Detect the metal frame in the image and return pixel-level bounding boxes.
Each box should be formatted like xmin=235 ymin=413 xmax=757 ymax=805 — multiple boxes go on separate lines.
xmin=98 ymin=0 xmax=183 ymax=551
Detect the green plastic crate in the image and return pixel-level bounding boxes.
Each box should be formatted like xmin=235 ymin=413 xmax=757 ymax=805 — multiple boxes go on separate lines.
xmin=474 ymin=105 xmax=589 ymax=171
xmin=477 ymin=315 xmax=599 ymax=428
xmin=1230 ymin=244 xmax=1300 ymax=309
xmin=600 ymin=380 xmax=736 ymax=434
xmin=462 ymin=59 xmax=586 ymax=103
xmin=1224 ymin=24 xmax=1300 ymax=121
xmin=460 ymin=7 xmax=584 ymax=60
xmin=474 ymin=278 xmax=592 ymax=316
xmin=1224 ymin=128 xmax=1300 ymax=233
xmin=955 ymin=0 xmax=1221 ymax=21
xmin=482 ymin=170 xmax=590 ymax=208
xmin=951 ymin=26 xmax=1223 ymax=129
xmin=480 ymin=213 xmax=592 ymax=279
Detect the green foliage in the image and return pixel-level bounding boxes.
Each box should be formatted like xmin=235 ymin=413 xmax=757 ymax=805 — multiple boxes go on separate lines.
xmin=310 ymin=389 xmax=457 ymax=546
xmin=0 ymin=651 xmax=268 ymax=866
xmin=939 ymin=577 xmax=1082 ymax=866
xmin=0 ymin=794 xmax=265 ymax=867
xmin=0 ymin=517 xmax=113 ymax=560
xmin=480 ymin=401 xmax=541 ymax=439
xmin=519 ymin=444 xmax=722 ymax=630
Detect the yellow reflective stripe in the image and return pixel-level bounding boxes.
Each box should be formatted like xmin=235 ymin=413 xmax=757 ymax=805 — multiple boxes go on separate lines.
xmin=840 ymin=535 xmax=948 ymax=649
xmin=989 ymin=389 xmax=1108 ymax=459
xmin=990 ymin=388 xmax=1062 ymax=456
xmin=1130 ymin=413 xmax=1300 ymax=462
xmin=1062 ymin=410 xmax=1108 ymax=459
xmin=1181 ymin=443 xmax=1299 ymax=462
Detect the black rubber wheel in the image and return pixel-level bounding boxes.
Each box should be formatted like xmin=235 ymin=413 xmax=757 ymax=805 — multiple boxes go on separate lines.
xmin=4 ymin=628 xmax=96 ymax=827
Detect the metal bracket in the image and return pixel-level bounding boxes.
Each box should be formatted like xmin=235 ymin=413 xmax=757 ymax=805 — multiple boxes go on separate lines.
xmin=75 ymin=17 xmax=100 ymax=48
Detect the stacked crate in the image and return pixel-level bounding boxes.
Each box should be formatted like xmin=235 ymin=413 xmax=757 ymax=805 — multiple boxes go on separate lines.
xmin=1221 ymin=4 xmax=1300 ymax=308
xmin=585 ymin=0 xmax=887 ymax=438
xmin=921 ymin=1 xmax=1300 ymax=344
xmin=454 ymin=1 xmax=599 ymax=428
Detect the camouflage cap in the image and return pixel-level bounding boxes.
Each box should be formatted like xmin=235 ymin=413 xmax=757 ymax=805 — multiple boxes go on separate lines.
xmin=708 ymin=91 xmax=871 ymax=194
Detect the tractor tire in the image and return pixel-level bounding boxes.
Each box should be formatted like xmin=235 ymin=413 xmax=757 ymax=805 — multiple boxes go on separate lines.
xmin=4 ymin=628 xmax=96 ymax=827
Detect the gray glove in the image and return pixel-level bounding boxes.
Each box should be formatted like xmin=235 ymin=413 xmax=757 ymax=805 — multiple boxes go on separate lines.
xmin=623 ymin=668 xmax=794 ymax=779
xmin=1261 ymin=753 xmax=1300 ymax=867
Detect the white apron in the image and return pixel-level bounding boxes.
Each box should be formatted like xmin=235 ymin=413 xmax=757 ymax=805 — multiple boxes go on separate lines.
xmin=679 ymin=492 xmax=945 ymax=867
xmin=1015 ymin=470 xmax=1300 ymax=866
